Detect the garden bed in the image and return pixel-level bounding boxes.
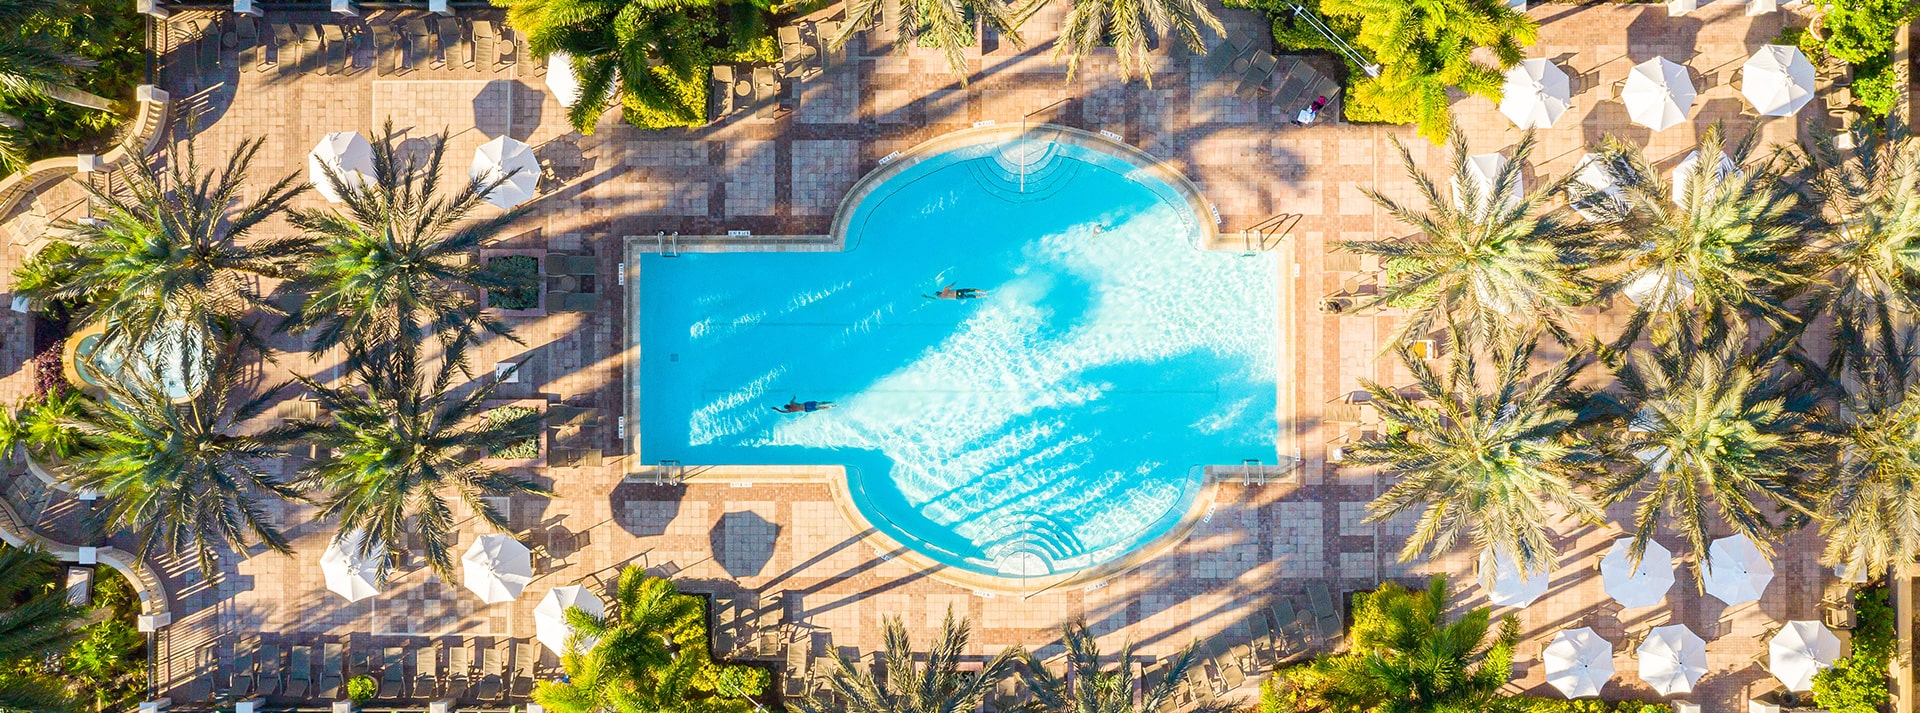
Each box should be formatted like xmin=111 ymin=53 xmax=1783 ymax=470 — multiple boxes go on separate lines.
xmin=479 ymin=399 xmax=546 ymax=469
xmin=479 ymin=249 xmax=546 ymax=317
xmin=0 ymin=0 xmax=143 ymax=169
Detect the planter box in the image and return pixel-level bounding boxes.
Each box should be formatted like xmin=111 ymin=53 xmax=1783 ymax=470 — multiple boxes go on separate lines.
xmin=478 ymin=399 xmax=546 ymax=469
xmin=479 ymin=249 xmax=546 ymax=317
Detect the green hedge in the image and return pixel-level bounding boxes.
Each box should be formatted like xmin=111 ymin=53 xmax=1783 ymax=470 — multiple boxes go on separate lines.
xmin=0 ymin=0 xmax=143 ymax=165
xmin=1813 ymin=585 xmax=1894 ymax=713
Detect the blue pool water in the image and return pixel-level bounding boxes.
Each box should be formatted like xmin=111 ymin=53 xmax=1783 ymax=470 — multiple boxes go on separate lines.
xmin=638 ymin=137 xmax=1279 ymax=577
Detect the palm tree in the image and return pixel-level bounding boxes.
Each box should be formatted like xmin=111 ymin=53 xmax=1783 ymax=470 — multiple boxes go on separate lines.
xmin=286 ymin=124 xmax=529 ymax=376
xmin=1590 ymin=123 xmax=1818 ymax=351
xmin=1344 ymin=327 xmax=1603 ymax=576
xmin=17 ymin=137 xmax=305 ymax=360
xmin=1341 ymin=129 xmax=1608 ymax=348
xmin=0 ymin=545 xmax=85 ymax=713
xmin=495 ymin=0 xmax=771 ymax=133
xmin=1268 ymin=576 xmax=1516 ymax=713
xmin=56 ymin=347 xmax=305 ymax=576
xmin=1018 ymin=620 xmax=1206 ymax=713
xmin=1802 ymin=127 xmax=1920 ymax=356
xmin=831 ymin=0 xmax=1025 ymax=82
xmin=1317 ymin=0 xmax=1535 ymax=142
xmin=1592 ymin=321 xmax=1820 ymax=586
xmin=1813 ymin=324 xmax=1920 ymax=582
xmin=796 ymin=610 xmax=1019 ymax=713
xmin=1051 ymin=0 xmax=1222 ymax=87
xmin=292 ymin=351 xmax=548 ymax=582
xmin=534 ymin=565 xmax=755 ymax=713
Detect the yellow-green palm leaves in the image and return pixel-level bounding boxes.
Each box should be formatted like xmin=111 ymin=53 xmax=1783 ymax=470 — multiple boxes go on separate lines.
xmin=534 ymin=567 xmax=757 ymax=713
xmin=1816 ymin=327 xmax=1920 ymax=582
xmin=1319 ymin=0 xmax=1535 ymax=142
xmin=831 ymin=0 xmax=1024 ymax=82
xmin=1053 ymin=0 xmax=1222 ymax=86
xmin=797 ymin=610 xmax=1018 ymax=713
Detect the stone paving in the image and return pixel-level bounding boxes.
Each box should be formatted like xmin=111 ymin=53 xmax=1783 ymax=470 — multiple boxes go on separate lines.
xmin=0 ymin=0 xmax=1856 ymax=710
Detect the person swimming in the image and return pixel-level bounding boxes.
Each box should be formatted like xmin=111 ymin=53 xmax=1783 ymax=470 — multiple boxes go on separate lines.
xmin=924 ymin=284 xmax=987 ymax=300
xmin=772 ymin=398 xmax=834 ymax=414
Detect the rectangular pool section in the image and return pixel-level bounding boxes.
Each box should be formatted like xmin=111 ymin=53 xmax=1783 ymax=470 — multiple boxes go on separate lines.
xmin=638 ymin=135 xmax=1280 ymax=578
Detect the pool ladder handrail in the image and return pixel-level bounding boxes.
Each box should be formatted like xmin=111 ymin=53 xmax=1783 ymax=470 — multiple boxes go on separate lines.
xmin=657 ymin=231 xmax=680 ymax=258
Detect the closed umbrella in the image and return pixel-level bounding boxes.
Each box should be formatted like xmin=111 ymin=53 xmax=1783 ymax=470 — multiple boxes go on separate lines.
xmin=307 ymin=131 xmax=376 ymax=203
xmin=1570 ymin=153 xmax=1626 ymax=221
xmin=1636 ymin=624 xmax=1708 ymax=696
xmin=1742 ymin=45 xmax=1816 ymax=116
xmin=1704 ymin=533 xmax=1775 ymax=605
xmin=1500 ymin=58 xmax=1572 ymax=129
xmin=1543 ymin=627 xmax=1615 ymax=699
xmin=1454 ymin=153 xmax=1520 ymax=215
xmin=1478 ymin=548 xmax=1548 ymax=608
xmin=319 ymin=531 xmax=383 ymax=603
xmin=460 ymin=533 xmax=534 ymax=604
xmin=1622 ymin=269 xmax=1696 ymax=310
xmin=1671 ymin=150 xmax=1737 ymax=205
xmin=469 ymin=136 xmax=541 ymax=209
xmin=1623 ymin=57 xmax=1696 ymax=131
xmin=535 ymin=584 xmax=606 ymax=656
xmin=546 ymin=51 xmax=583 ymax=107
xmin=1600 ymin=537 xmax=1675 ymax=609
xmin=1769 ymin=621 xmax=1841 ymax=691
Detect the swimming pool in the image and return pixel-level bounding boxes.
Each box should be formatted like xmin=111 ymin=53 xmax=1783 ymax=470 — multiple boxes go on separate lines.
xmin=637 ymin=129 xmax=1279 ymax=579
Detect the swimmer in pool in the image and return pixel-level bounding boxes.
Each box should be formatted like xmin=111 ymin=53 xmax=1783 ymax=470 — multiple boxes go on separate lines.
xmin=924 ymin=284 xmax=986 ymax=300
xmin=772 ymin=398 xmax=835 ymax=414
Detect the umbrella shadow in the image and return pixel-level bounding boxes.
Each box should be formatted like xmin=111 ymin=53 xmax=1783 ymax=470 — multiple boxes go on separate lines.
xmin=709 ymin=510 xmax=781 ymax=578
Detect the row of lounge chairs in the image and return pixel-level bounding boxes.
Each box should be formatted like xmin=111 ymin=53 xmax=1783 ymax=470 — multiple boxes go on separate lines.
xmin=224 ymin=636 xmax=547 ymax=704
xmin=709 ymin=20 xmax=847 ymax=122
xmin=213 ymin=13 xmax=525 ymax=77
xmin=1203 ymin=30 xmax=1342 ymax=124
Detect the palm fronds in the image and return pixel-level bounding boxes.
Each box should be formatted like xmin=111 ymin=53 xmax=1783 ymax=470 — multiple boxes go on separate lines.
xmin=798 ymin=609 xmax=1018 ymax=713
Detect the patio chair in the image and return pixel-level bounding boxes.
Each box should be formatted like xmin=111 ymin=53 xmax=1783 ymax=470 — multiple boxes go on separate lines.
xmin=446 ymin=640 xmax=471 ymax=700
xmin=287 ymin=645 xmax=312 ymax=699
xmin=580 ymin=448 xmax=604 ymax=467
xmin=320 ymin=641 xmax=344 ymax=699
xmin=713 ymin=65 xmax=737 ymax=118
xmin=816 ymin=21 xmax=844 ymax=67
xmin=196 ymin=19 xmax=222 ymax=76
xmin=1203 ymin=35 xmax=1248 ymax=74
xmin=411 ymin=647 xmax=437 ymax=699
xmin=378 ymin=647 xmax=405 ymax=699
xmin=230 ymin=647 xmax=256 ymax=696
xmin=438 ymin=17 xmax=470 ymax=68
xmin=473 ymin=20 xmax=498 ymax=71
xmin=1198 ymin=647 xmax=1228 ymax=695
xmin=545 ymin=253 xmax=598 ymax=276
xmin=258 ymin=643 xmax=283 ymax=696
xmin=550 ymin=292 xmax=598 ymax=312
xmin=234 ymin=15 xmax=262 ymax=71
xmin=322 ymin=24 xmax=350 ymax=75
xmin=405 ymin=17 xmax=435 ymax=67
xmin=371 ymin=23 xmax=403 ymax=75
xmin=270 ymin=21 xmax=297 ymax=72
xmin=513 ymin=641 xmax=539 ymax=696
xmin=1233 ymin=51 xmax=1278 ymax=99
xmin=1266 ymin=60 xmax=1310 ymax=107
xmin=477 ymin=641 xmax=505 ymax=701
xmin=296 ymin=24 xmax=323 ymax=74
xmin=1306 ymin=582 xmax=1342 ymax=642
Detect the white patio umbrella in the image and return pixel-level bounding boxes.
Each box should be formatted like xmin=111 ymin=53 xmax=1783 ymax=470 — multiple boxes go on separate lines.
xmin=1636 ymin=624 xmax=1709 ymax=696
xmin=1454 ymin=153 xmax=1520 ymax=214
xmin=1671 ymin=150 xmax=1737 ymax=205
xmin=535 ymin=584 xmax=606 ymax=657
xmin=1499 ymin=58 xmax=1572 ymax=129
xmin=1742 ymin=45 xmax=1816 ymax=116
xmin=307 ymin=131 xmax=376 ymax=203
xmin=1622 ymin=57 xmax=1697 ymax=131
xmin=1769 ymin=621 xmax=1842 ymax=691
xmin=1478 ymin=548 xmax=1549 ymax=608
xmin=460 ymin=533 xmax=534 ymax=604
xmin=546 ymin=51 xmax=584 ymax=107
xmin=469 ymin=136 xmax=541 ymax=210
xmin=1704 ymin=533 xmax=1775 ymax=605
xmin=1543 ymin=627 xmax=1615 ymax=699
xmin=1600 ymin=537 xmax=1676 ymax=609
xmin=1570 ymin=153 xmax=1626 ymax=221
xmin=319 ymin=531 xmax=384 ymax=603
xmin=1622 ymin=269 xmax=1696 ymax=310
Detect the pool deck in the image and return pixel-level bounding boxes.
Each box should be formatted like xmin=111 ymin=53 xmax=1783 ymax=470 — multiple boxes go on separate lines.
xmin=0 ymin=0 xmax=1847 ymax=709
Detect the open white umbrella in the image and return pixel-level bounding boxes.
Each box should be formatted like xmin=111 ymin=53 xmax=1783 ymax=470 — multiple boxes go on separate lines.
xmin=1500 ymin=58 xmax=1572 ymax=129
xmin=1570 ymin=153 xmax=1626 ymax=221
xmin=1478 ymin=548 xmax=1548 ymax=608
xmin=1704 ymin=533 xmax=1775 ymax=605
xmin=469 ymin=136 xmax=541 ymax=210
xmin=546 ymin=51 xmax=584 ymax=107
xmin=1622 ymin=269 xmax=1696 ymax=310
xmin=1671 ymin=150 xmax=1737 ymax=205
xmin=1600 ymin=538 xmax=1675 ymax=609
xmin=1769 ymin=621 xmax=1842 ymax=691
xmin=319 ymin=531 xmax=383 ymax=603
xmin=1623 ymin=57 xmax=1696 ymax=131
xmin=307 ymin=131 xmax=376 ymax=203
xmin=1454 ymin=153 xmax=1520 ymax=215
xmin=535 ymin=585 xmax=606 ymax=656
xmin=1742 ymin=45 xmax=1816 ymax=116
xmin=461 ymin=533 xmax=534 ymax=604
xmin=1543 ymin=627 xmax=1614 ymax=698
xmin=1636 ymin=624 xmax=1708 ymax=696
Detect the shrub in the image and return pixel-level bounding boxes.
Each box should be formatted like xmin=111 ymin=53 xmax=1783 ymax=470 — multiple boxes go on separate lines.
xmin=19 ymin=389 xmax=85 ymax=460
xmin=1851 ymin=54 xmax=1899 ymax=118
xmin=0 ymin=0 xmax=142 ymax=169
xmin=30 ymin=343 xmax=69 ymax=398
xmin=484 ymin=255 xmax=540 ymax=310
xmin=1822 ymin=0 xmax=1915 ymax=65
xmin=485 ymin=406 xmax=541 ymax=459
xmin=346 ymin=674 xmax=377 ymax=703
xmin=1814 ymin=586 xmax=1895 ymax=713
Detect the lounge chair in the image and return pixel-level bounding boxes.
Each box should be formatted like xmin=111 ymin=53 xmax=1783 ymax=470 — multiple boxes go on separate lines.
xmin=546 ymin=404 xmax=602 ymax=427
xmin=473 ymin=20 xmax=498 ymax=71
xmin=1268 ymin=61 xmax=1312 ymax=108
xmin=271 ymin=21 xmax=297 ymax=72
xmin=196 ymin=19 xmax=221 ymax=75
xmin=1233 ymin=51 xmax=1278 ymax=99
xmin=446 ymin=641 xmax=470 ymax=700
xmin=1203 ymin=36 xmax=1248 ymax=74
xmin=405 ymin=17 xmax=435 ymax=67
xmin=548 ymin=292 xmax=599 ymax=312
xmin=783 ymin=636 xmax=810 ymax=697
xmin=296 ymin=24 xmax=323 ymax=74
xmin=230 ymin=648 xmax=256 ymax=696
xmin=438 ymin=17 xmax=470 ymax=68
xmin=513 ymin=641 xmax=539 ymax=696
xmin=1306 ymin=582 xmax=1342 ymax=642
xmin=378 ymin=647 xmax=404 ymax=699
xmin=411 ymin=647 xmax=437 ymax=699
xmin=322 ymin=24 xmax=350 ymax=75
xmin=235 ymin=15 xmax=262 ymax=70
xmin=258 ymin=644 xmax=282 ymax=696
xmin=320 ymin=641 xmax=344 ymax=699
xmin=371 ymin=23 xmax=402 ymax=75
xmin=712 ymin=65 xmax=736 ymax=119
xmin=477 ymin=641 xmax=504 ymax=701
xmin=816 ymin=21 xmax=844 ymax=68
xmin=287 ymin=645 xmax=313 ymax=699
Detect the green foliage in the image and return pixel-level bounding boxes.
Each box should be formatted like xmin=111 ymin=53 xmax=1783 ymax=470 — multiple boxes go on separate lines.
xmin=533 ymin=566 xmax=761 ymax=713
xmin=1851 ymin=54 xmax=1898 ymax=118
xmin=1822 ymin=0 xmax=1915 ymax=65
xmin=484 ymin=256 xmax=540 ymax=311
xmin=61 ymin=611 xmax=143 ymax=713
xmin=346 ymin=674 xmax=377 ymax=703
xmin=1773 ymin=25 xmax=1828 ymax=65
xmin=1814 ymin=586 xmax=1894 ymax=713
xmin=486 ymin=406 xmax=541 ymax=459
xmin=0 ymin=0 xmax=143 ymax=170
xmin=18 ymin=389 xmax=86 ymax=461
xmin=1511 ymin=699 xmax=1663 ymax=713
xmin=12 ymin=242 xmax=84 ymax=321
